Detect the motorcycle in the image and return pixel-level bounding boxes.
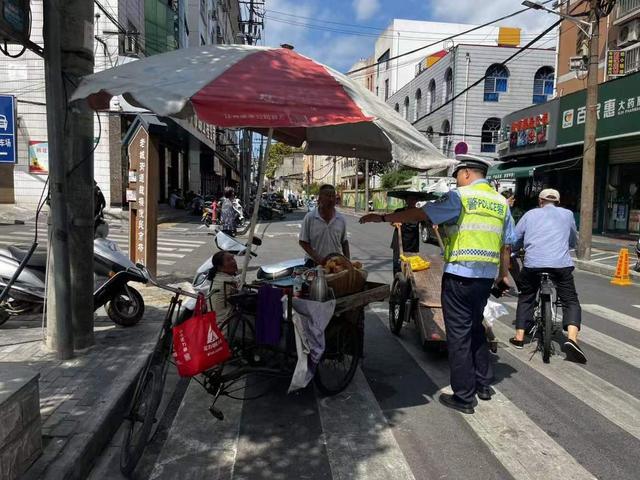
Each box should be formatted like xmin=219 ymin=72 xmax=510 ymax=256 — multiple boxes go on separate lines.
xmin=0 ymin=219 xmax=148 ymax=327
xmin=182 ymin=230 xmax=262 ymax=313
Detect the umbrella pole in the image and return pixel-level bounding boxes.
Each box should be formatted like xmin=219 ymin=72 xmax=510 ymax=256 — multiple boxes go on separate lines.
xmin=240 ymin=128 xmax=273 ymax=287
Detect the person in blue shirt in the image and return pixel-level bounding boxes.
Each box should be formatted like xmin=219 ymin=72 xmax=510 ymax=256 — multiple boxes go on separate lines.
xmin=360 ymin=155 xmax=515 ymax=414
xmin=510 ymin=188 xmax=586 ymax=363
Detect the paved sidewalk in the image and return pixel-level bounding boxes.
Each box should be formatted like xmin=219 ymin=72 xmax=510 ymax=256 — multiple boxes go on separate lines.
xmin=0 ymin=286 xmax=178 ymax=480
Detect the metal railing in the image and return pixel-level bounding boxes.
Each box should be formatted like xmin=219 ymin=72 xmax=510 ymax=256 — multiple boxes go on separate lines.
xmin=626 ymin=43 xmax=640 ymax=73
xmin=617 ymin=0 xmax=640 ymax=20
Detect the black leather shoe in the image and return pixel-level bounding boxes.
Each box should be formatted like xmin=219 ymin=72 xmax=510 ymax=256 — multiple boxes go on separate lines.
xmin=563 ymin=339 xmax=587 ymax=364
xmin=439 ymin=393 xmax=474 ymax=414
xmin=509 ymin=337 xmax=524 ymax=349
xmin=477 ymin=386 xmax=495 ymax=401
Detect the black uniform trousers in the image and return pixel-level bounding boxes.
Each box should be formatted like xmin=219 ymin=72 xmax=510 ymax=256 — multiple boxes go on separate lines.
xmin=515 ymin=267 xmax=581 ymax=331
xmin=441 ymin=273 xmax=494 ymax=404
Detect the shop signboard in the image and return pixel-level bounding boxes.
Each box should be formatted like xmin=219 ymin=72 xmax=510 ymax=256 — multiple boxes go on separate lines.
xmin=500 ymin=98 xmax=560 ymax=159
xmin=607 ymin=50 xmax=625 ymax=77
xmin=558 ymin=72 xmax=640 ymax=147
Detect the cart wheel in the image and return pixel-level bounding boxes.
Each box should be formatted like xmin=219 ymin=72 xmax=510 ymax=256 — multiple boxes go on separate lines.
xmin=314 ymin=320 xmax=359 ymax=396
xmin=389 ymin=275 xmax=410 ymax=336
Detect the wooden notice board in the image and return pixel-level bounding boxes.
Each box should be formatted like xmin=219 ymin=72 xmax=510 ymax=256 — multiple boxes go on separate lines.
xmin=126 ymin=125 xmax=158 ymax=276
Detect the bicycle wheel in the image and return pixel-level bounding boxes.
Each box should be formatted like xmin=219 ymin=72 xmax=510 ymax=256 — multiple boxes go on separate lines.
xmin=389 ymin=275 xmax=409 ymax=336
xmin=120 ymin=363 xmax=165 ymax=476
xmin=541 ymin=295 xmax=553 ymax=364
xmin=314 ymin=320 xmax=359 ymax=396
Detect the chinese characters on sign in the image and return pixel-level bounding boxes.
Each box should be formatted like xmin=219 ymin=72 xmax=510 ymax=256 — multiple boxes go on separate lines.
xmin=562 ymin=95 xmax=640 ymax=129
xmin=126 ymin=125 xmax=157 ymax=276
xmin=607 ymin=50 xmax=625 ymax=77
xmin=509 ymin=112 xmax=549 ymax=149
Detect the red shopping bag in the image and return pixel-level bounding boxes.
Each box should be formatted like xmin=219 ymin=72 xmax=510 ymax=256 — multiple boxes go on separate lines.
xmin=172 ymin=294 xmax=231 ymax=377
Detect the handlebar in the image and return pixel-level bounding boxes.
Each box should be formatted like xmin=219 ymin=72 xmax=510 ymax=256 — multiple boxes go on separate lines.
xmin=136 ymin=263 xmax=214 ymax=300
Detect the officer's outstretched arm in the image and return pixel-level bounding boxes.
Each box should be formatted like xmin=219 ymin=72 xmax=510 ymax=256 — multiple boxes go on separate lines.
xmin=359 ymin=208 xmax=427 ymax=224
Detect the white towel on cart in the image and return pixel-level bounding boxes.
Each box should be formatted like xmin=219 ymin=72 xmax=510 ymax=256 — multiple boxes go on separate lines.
xmin=287 ymin=297 xmax=336 ymax=393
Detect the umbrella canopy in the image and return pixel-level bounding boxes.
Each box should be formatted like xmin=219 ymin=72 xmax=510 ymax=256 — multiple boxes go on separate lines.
xmin=70 ymin=44 xmax=454 ymax=170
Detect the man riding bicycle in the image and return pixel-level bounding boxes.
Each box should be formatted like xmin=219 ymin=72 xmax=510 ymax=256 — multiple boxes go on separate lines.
xmin=509 ymin=189 xmax=586 ymax=364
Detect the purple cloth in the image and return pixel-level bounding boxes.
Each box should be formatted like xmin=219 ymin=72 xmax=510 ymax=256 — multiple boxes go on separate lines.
xmin=256 ymin=285 xmax=283 ymax=346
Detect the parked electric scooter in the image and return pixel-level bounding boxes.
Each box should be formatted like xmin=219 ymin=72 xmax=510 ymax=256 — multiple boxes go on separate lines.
xmin=0 ymin=219 xmax=148 ymax=327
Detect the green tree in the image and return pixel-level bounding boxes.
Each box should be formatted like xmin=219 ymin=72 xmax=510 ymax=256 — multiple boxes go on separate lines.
xmin=265 ymin=142 xmax=302 ymax=179
xmin=381 ymin=168 xmax=416 ymax=189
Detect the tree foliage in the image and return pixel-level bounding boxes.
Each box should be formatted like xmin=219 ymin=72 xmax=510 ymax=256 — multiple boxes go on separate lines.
xmin=265 ymin=142 xmax=302 ymax=179
xmin=381 ymin=168 xmax=416 ymax=190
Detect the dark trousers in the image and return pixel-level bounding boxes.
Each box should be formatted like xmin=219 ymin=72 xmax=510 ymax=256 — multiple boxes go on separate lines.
xmin=441 ymin=273 xmax=494 ymax=404
xmin=515 ymin=267 xmax=581 ymax=331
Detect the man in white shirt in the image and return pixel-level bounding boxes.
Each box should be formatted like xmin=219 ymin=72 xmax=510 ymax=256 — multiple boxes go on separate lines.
xmin=299 ymin=184 xmax=350 ymax=266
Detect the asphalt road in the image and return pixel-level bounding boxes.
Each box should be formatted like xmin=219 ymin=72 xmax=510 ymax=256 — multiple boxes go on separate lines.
xmin=11 ymin=209 xmax=635 ymax=480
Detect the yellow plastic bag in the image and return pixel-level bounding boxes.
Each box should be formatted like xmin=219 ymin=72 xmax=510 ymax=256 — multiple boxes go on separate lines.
xmin=400 ymin=255 xmax=431 ymax=272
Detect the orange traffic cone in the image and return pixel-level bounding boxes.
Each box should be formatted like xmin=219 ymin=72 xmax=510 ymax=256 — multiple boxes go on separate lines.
xmin=611 ymin=248 xmax=633 ymax=286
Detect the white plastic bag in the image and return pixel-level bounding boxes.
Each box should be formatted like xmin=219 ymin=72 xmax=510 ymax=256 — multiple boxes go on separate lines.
xmin=483 ymin=299 xmax=509 ymax=328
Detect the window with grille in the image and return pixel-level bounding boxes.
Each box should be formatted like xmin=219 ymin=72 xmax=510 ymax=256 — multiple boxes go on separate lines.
xmin=441 ymin=120 xmax=451 ymax=154
xmin=394 ymin=103 xmax=400 ymax=112
xmin=532 ymin=66 xmax=555 ymax=104
xmin=414 ymin=89 xmax=422 ymax=121
xmin=444 ymin=68 xmax=453 ymax=103
xmin=403 ymin=97 xmax=410 ymax=120
xmin=481 ymin=117 xmax=501 ymax=152
xmin=484 ymin=64 xmax=509 ymax=102
xmin=428 ymin=79 xmax=436 ymax=112
xmin=426 ymin=126 xmax=434 ymax=142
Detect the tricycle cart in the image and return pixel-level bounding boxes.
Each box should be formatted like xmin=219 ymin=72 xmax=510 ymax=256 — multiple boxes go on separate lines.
xmin=389 ymin=223 xmax=447 ymax=349
xmin=388 ymin=225 xmax=500 ymax=352
xmin=119 ymin=273 xmax=388 ymax=476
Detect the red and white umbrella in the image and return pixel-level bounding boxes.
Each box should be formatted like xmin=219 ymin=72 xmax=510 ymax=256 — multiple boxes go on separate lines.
xmin=71 ymin=44 xmax=452 ymax=169
xmin=72 ymin=44 xmax=456 ymax=284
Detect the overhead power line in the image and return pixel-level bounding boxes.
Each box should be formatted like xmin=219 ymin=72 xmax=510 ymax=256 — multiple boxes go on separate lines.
xmin=345 ymin=0 xmax=559 ymax=77
xmin=413 ymin=19 xmax=562 ymax=125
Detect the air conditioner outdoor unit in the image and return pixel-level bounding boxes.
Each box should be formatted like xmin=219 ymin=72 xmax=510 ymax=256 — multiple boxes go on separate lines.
xmin=617 ymin=20 xmax=640 ymax=48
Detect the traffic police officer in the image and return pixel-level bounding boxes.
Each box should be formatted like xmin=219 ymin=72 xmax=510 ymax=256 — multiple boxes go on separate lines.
xmin=360 ymin=155 xmax=515 ymax=414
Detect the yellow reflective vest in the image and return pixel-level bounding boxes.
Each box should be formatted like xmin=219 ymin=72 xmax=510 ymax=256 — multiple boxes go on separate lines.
xmin=443 ymin=183 xmax=508 ymax=264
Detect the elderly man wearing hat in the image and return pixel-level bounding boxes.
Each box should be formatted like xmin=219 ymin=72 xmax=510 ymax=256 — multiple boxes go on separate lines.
xmin=510 ymin=188 xmax=586 ymax=363
xmin=360 ymin=154 xmax=516 ymax=414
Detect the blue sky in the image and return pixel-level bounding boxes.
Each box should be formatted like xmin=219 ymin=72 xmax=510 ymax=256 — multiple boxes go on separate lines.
xmin=262 ymin=0 xmax=557 ymax=73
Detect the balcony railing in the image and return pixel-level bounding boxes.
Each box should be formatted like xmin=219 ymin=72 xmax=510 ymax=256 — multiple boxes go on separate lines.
xmin=617 ymin=0 xmax=640 ymax=21
xmin=625 ymin=43 xmax=640 ymax=73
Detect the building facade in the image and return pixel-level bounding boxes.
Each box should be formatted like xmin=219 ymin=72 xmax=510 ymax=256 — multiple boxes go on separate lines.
xmin=365 ymin=19 xmax=522 ymax=102
xmin=0 ymin=0 xmax=247 ymax=208
xmin=496 ymin=2 xmax=640 ymax=236
xmin=387 ymin=42 xmax=556 ymax=158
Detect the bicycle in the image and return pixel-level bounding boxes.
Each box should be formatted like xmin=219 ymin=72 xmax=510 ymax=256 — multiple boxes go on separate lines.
xmin=119 ymin=268 xmax=367 ymax=477
xmin=530 ymin=272 xmax=562 ymax=364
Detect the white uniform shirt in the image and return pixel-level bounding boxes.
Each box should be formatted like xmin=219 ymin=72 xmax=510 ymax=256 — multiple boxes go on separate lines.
xmin=299 ymin=208 xmax=347 ymax=261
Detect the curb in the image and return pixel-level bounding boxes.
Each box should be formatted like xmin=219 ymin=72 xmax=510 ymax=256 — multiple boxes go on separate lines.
xmin=23 ymin=351 xmax=151 ymax=480
xmin=574 ymin=258 xmax=640 ymax=282
xmin=0 ymin=219 xmax=25 ymax=226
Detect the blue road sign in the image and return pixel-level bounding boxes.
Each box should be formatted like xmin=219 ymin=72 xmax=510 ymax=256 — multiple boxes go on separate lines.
xmin=0 ymin=95 xmax=16 ymax=163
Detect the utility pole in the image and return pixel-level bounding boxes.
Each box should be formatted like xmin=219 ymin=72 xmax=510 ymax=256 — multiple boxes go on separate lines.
xmin=354 ymin=160 xmax=359 ymax=212
xmin=44 ymin=1 xmax=95 ymax=355
xmin=43 ymin=1 xmax=73 ymax=359
xmin=577 ymin=0 xmax=600 ymax=260
xmin=365 ymin=159 xmax=370 ymax=212
xmin=332 ymin=157 xmax=337 ymax=186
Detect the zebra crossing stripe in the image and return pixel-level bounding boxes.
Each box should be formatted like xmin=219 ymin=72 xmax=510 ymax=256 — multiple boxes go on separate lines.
xmin=491 ymin=320 xmax=640 ymax=441
xmin=368 ymin=307 xmax=596 ymax=480
xmin=581 ymin=304 xmax=640 ymax=333
xmin=501 ymin=302 xmax=640 ymax=370
xmin=316 ymin=369 xmax=416 ymax=480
